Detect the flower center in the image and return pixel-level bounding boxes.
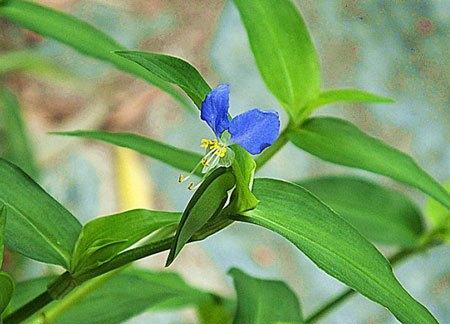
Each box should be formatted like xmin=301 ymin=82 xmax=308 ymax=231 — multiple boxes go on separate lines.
xmin=200 ymin=139 xmax=227 ymax=159
xmin=177 ymin=138 xmax=229 ymax=190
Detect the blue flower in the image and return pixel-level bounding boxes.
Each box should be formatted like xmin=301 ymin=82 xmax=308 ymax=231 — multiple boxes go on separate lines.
xmin=201 ymin=84 xmax=280 ymax=153
xmin=179 ymin=84 xmax=280 ymax=189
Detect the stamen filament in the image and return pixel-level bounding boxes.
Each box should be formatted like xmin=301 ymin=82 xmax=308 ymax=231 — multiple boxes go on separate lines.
xmin=179 ymin=138 xmax=229 ymax=189
xmin=178 ymin=158 xmax=204 ymax=184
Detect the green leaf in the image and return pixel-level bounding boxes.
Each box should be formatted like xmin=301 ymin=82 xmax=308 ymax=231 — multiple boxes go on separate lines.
xmin=0 ymin=158 xmax=81 ymax=268
xmin=230 ymin=145 xmax=259 ymax=212
xmin=426 ymin=180 xmax=450 ymax=241
xmin=0 ymin=0 xmax=192 ymax=111
xmin=115 ymin=51 xmax=211 ymax=108
xmin=0 ymin=88 xmax=39 ymax=179
xmin=71 ymin=209 xmax=181 ymax=273
xmin=229 ymin=268 xmax=303 ymax=324
xmin=234 ymin=178 xmax=437 ymax=323
xmin=289 ymin=117 xmax=450 ymax=209
xmin=166 ymin=168 xmax=235 ymax=266
xmin=0 ymin=272 xmax=14 ymax=316
xmin=0 ymin=206 xmax=5 ymax=267
xmin=52 ymin=130 xmax=202 ymax=174
xmin=299 ymin=176 xmax=424 ymax=247
xmin=233 ymin=0 xmax=320 ymax=119
xmin=307 ymin=88 xmax=394 ymax=110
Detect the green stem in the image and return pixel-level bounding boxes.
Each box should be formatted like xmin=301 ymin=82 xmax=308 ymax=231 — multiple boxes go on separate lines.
xmin=304 ymin=241 xmax=438 ymax=324
xmin=73 ymin=238 xmax=173 ymax=283
xmin=3 ymin=238 xmax=173 ymax=324
xmin=2 ymin=209 xmax=233 ymax=324
xmin=255 ymin=125 xmax=290 ymax=170
xmin=3 ymin=291 xmax=53 ymax=324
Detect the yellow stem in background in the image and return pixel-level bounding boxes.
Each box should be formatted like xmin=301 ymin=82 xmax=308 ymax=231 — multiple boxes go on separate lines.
xmin=114 ymin=147 xmax=154 ymax=210
xmin=29 ymin=147 xmax=156 ymax=323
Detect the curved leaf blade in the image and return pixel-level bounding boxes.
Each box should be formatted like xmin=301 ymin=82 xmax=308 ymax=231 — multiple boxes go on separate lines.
xmin=229 ymin=268 xmax=303 ymax=324
xmin=0 ymin=159 xmax=81 ymax=267
xmin=166 ymin=168 xmax=235 ymax=266
xmin=0 ymin=88 xmax=39 ymax=179
xmin=71 ymin=209 xmax=181 ymax=273
xmin=289 ymin=117 xmax=450 ymax=209
xmin=299 ymin=176 xmax=424 ymax=247
xmin=234 ymin=178 xmax=437 ymax=323
xmin=52 ymin=130 xmax=202 ymax=174
xmin=233 ymin=0 xmax=320 ymax=119
xmin=308 ymin=88 xmax=394 ymax=110
xmin=0 ymin=0 xmax=192 ymax=111
xmin=115 ymin=51 xmax=211 ymax=108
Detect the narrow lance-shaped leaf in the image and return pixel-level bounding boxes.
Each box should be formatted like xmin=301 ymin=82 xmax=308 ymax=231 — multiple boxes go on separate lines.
xmin=53 ymin=130 xmax=202 ymax=175
xmin=166 ymin=168 xmax=235 ymax=266
xmin=0 ymin=158 xmax=81 ymax=268
xmin=300 ymin=88 xmax=394 ymax=119
xmin=307 ymin=88 xmax=394 ymax=110
xmin=71 ymin=209 xmax=181 ymax=273
xmin=233 ymin=178 xmax=437 ymax=323
xmin=0 ymin=0 xmax=192 ymax=111
xmin=233 ymin=0 xmax=320 ymax=119
xmin=115 ymin=51 xmax=212 ymax=108
xmin=289 ymin=117 xmax=450 ymax=209
xmin=299 ymin=176 xmax=424 ymax=247
xmin=229 ymin=268 xmax=303 ymax=324
xmin=0 ymin=88 xmax=39 ymax=179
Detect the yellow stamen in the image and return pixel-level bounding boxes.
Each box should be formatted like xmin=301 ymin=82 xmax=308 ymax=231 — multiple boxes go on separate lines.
xmin=209 ymin=139 xmax=219 ymax=150
xmin=200 ymin=139 xmax=211 ymax=149
xmin=216 ymin=146 xmax=227 ymax=157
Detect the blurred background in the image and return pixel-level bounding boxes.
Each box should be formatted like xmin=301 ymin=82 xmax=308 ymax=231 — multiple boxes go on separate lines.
xmin=0 ymin=0 xmax=449 ymax=323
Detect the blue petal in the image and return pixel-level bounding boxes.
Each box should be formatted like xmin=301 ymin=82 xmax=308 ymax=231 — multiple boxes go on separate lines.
xmin=229 ymin=108 xmax=280 ymax=155
xmin=200 ymin=84 xmax=230 ymax=137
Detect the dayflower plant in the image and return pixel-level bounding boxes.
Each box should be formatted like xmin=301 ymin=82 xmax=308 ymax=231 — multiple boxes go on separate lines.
xmin=179 ymin=84 xmax=280 ymax=188
xmin=1 ymin=0 xmax=448 ymax=323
